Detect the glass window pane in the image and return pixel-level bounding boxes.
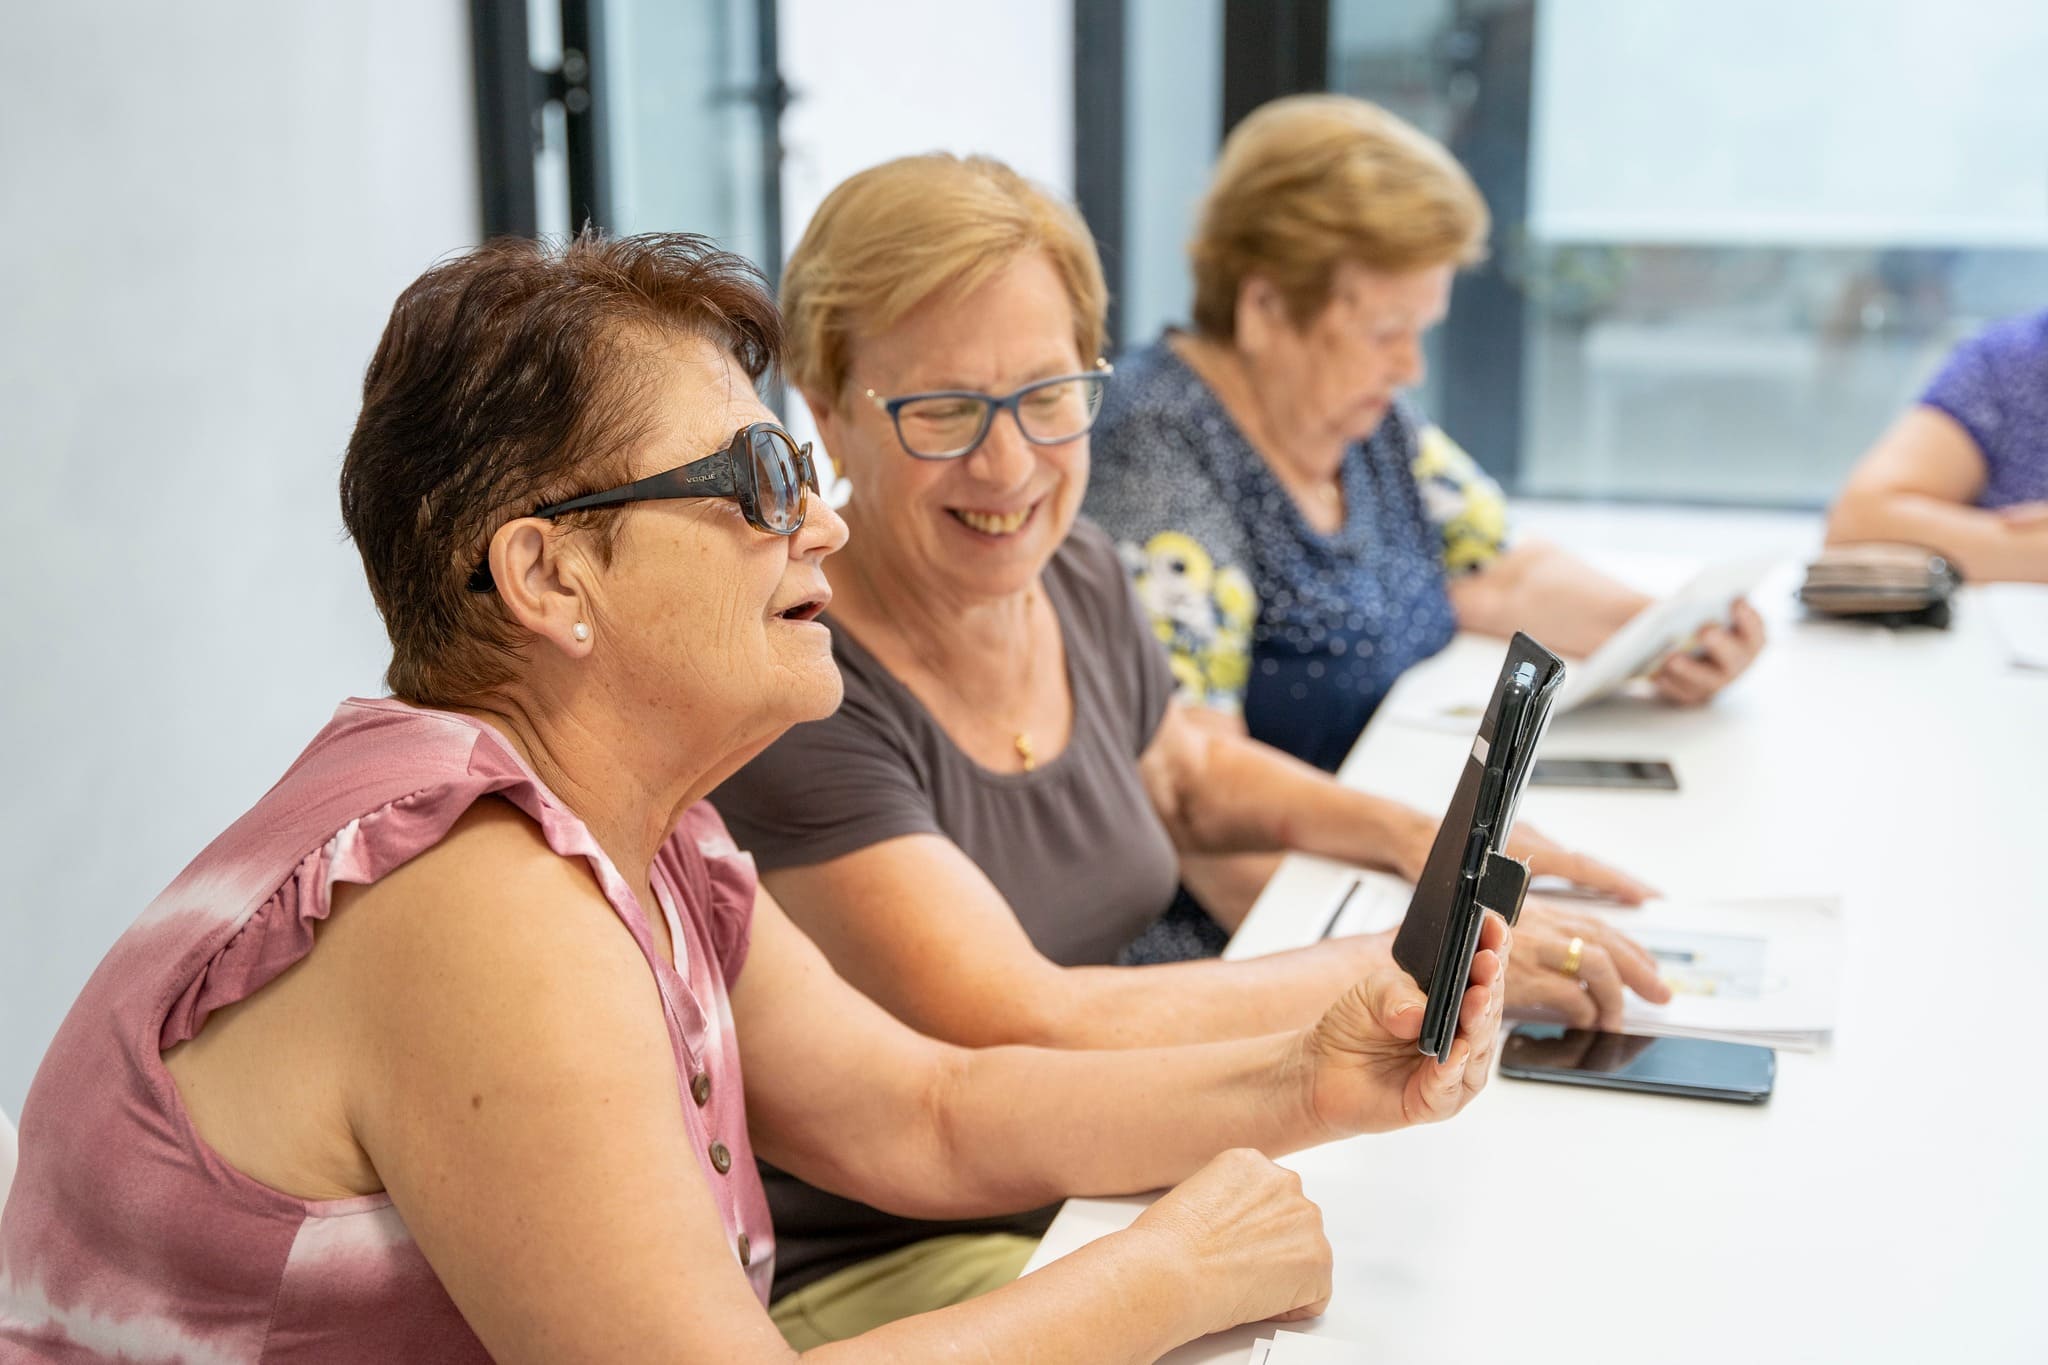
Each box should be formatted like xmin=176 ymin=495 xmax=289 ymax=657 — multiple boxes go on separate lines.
xmin=1120 ymin=0 xmax=1224 ymax=348
xmin=601 ymin=0 xmax=771 ymax=271
xmin=1327 ymin=0 xmax=2048 ymax=506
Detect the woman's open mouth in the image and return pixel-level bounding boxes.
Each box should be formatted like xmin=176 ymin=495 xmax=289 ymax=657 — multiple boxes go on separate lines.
xmin=773 ymin=597 xmax=827 ymax=623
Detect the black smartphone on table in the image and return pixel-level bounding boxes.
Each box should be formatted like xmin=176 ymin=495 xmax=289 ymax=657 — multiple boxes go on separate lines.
xmin=1499 ymin=1023 xmax=1775 ymax=1103
xmin=1530 ymin=757 xmax=1679 ymax=791
xmin=1392 ymin=632 xmax=1566 ymax=1064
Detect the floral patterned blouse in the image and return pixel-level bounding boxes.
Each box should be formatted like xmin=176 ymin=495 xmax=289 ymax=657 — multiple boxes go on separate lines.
xmin=1084 ymin=335 xmax=1510 ymax=772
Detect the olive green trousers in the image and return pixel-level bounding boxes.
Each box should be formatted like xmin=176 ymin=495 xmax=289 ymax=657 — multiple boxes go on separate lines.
xmin=769 ymin=1233 xmax=1038 ymax=1349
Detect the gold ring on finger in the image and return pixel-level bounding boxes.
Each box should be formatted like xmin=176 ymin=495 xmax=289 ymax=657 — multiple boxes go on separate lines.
xmin=1561 ymin=935 xmax=1585 ymax=978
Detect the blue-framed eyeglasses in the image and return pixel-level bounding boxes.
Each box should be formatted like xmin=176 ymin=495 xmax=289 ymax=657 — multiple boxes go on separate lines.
xmin=864 ymin=359 xmax=1113 ymax=460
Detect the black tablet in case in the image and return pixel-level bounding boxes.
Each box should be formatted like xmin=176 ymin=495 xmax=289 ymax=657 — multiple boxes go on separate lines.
xmin=1392 ymin=632 xmax=1566 ymax=1064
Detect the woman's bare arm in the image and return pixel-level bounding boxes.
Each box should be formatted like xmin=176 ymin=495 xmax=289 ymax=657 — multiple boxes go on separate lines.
xmin=759 ymin=839 xmax=1384 ymax=1051
xmin=1827 ymin=406 xmax=2048 ymax=583
xmin=289 ymin=800 xmax=1493 ymax=1361
xmin=1445 ymin=540 xmax=1648 ymax=659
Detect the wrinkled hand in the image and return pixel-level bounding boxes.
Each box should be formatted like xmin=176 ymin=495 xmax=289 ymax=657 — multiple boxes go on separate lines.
xmin=1505 ymin=823 xmax=1657 ymax=905
xmin=1651 ymin=598 xmax=1766 ymax=705
xmin=1132 ymin=1148 xmax=1333 ymax=1334
xmin=1505 ymin=899 xmax=1672 ymax=1029
xmin=1301 ymin=912 xmax=1508 ymax=1136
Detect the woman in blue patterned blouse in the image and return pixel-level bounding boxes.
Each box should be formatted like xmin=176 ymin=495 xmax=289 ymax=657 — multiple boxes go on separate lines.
xmin=1086 ymin=95 xmax=1766 ymax=780
xmin=1828 ymin=309 xmax=2048 ymax=582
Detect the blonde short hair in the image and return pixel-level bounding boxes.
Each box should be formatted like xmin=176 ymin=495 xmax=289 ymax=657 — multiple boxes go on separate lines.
xmin=782 ymin=153 xmax=1107 ymax=402
xmin=1190 ymin=94 xmax=1489 ymax=341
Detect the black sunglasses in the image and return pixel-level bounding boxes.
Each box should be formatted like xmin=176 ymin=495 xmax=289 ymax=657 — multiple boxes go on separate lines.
xmin=468 ymin=422 xmax=819 ymax=592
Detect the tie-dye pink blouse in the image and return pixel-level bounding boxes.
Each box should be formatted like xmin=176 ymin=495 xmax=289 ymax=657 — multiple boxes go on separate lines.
xmin=0 ymin=698 xmax=773 ymax=1362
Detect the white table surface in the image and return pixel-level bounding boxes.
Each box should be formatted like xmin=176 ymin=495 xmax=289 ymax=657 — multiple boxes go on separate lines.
xmin=1024 ymin=557 xmax=2048 ymax=1364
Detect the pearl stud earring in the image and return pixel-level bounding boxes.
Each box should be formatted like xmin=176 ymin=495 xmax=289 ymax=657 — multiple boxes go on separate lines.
xmin=572 ymin=622 xmax=590 ymax=642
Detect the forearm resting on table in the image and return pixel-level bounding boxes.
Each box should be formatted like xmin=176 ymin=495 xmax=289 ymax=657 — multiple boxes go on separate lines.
xmin=1827 ymin=489 xmax=2048 ymax=583
xmin=1173 ymin=729 xmax=1428 ymax=875
xmin=1447 ymin=540 xmax=1651 ymax=659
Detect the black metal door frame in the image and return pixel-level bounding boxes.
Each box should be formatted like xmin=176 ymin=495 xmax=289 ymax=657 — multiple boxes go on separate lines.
xmin=1073 ymin=0 xmax=1128 ymax=352
xmin=469 ymin=0 xmax=785 ymax=268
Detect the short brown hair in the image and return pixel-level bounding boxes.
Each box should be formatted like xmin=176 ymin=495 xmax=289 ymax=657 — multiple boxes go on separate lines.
xmin=782 ymin=154 xmax=1107 ymax=402
xmin=1190 ymin=94 xmax=1489 ymax=340
xmin=340 ymin=231 xmax=782 ymax=706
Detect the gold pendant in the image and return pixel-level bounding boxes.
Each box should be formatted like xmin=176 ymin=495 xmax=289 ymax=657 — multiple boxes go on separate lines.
xmin=1014 ymin=731 xmax=1036 ymax=772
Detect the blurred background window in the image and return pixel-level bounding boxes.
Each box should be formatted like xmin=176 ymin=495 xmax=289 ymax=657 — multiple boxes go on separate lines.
xmin=1092 ymin=0 xmax=2048 ymax=507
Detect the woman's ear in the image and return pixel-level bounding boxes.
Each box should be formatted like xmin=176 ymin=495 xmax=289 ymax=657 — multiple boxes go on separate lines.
xmin=797 ymin=386 xmax=844 ymax=448
xmin=484 ymin=518 xmax=597 ymax=658
xmin=1234 ymin=276 xmax=1288 ymax=357
xmin=798 ymin=386 xmax=857 ymax=499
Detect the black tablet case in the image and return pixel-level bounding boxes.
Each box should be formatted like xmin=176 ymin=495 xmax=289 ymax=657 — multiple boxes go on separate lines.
xmin=1392 ymin=632 xmax=1566 ymax=1062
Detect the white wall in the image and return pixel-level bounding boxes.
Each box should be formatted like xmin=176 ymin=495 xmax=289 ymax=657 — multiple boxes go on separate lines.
xmin=778 ymin=0 xmax=1073 ymax=262
xmin=0 ymin=2 xmax=478 ymax=1115
xmin=774 ymin=0 xmax=1072 ymax=457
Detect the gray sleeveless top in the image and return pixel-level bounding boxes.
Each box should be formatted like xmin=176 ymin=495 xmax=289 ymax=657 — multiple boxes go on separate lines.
xmin=712 ymin=517 xmax=1181 ymax=1297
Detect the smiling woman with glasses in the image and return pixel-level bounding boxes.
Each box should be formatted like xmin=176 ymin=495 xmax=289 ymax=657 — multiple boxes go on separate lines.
xmin=710 ymin=150 xmax=1647 ymax=1350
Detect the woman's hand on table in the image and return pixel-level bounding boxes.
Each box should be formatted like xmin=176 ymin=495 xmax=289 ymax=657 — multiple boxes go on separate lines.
xmin=1504 ymin=900 xmax=1671 ymax=1029
xmin=1130 ymin=1148 xmax=1334 ymax=1335
xmin=1995 ymin=499 xmax=2048 ymax=530
xmin=1503 ymin=823 xmax=1657 ymax=905
xmin=1650 ymin=598 xmax=1767 ymax=705
xmin=1298 ymin=911 xmax=1508 ymax=1136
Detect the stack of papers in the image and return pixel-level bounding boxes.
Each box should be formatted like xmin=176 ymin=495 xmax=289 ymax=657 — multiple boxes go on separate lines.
xmin=1588 ymin=896 xmax=1843 ymax=1051
xmin=1982 ymin=583 xmax=2048 ymax=672
xmin=1248 ymin=1330 xmax=1364 ymax=1363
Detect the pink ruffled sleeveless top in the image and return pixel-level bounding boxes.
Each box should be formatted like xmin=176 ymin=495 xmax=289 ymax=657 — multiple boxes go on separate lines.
xmin=0 ymin=698 xmax=773 ymax=1361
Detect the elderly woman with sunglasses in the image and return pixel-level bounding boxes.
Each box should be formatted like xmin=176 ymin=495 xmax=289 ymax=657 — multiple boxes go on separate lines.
xmin=711 ymin=154 xmax=1664 ymax=1346
xmin=0 ymin=234 xmax=1509 ymax=1364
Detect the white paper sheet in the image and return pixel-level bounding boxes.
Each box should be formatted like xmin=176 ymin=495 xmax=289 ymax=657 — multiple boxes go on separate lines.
xmin=1325 ymin=870 xmax=1417 ymax=939
xmin=1380 ymin=557 xmax=1780 ymax=728
xmin=1263 ymin=1329 xmax=1369 ymax=1362
xmin=1305 ymin=874 xmax=1841 ymax=1051
xmin=1590 ymin=896 xmax=1843 ymax=1051
xmin=1982 ymin=583 xmax=2048 ymax=672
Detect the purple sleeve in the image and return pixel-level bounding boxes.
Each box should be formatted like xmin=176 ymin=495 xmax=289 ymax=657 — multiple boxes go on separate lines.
xmin=1920 ymin=327 xmax=2013 ymax=456
xmin=1917 ymin=312 xmax=2048 ymax=509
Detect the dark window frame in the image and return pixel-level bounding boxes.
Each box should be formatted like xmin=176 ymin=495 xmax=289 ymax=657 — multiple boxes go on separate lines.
xmin=469 ymin=0 xmax=784 ymax=263
xmin=1073 ymin=0 xmax=1128 ymax=354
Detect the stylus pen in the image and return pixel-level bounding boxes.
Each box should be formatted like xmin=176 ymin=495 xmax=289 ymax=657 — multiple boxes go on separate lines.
xmin=1317 ymin=879 xmax=1363 ymax=941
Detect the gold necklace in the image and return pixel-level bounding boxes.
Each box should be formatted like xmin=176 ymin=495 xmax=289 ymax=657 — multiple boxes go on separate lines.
xmin=1008 ymin=588 xmax=1041 ymax=772
xmin=864 ymin=557 xmax=1043 ymax=773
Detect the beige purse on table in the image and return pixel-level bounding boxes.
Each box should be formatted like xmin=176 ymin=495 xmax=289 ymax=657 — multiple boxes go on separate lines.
xmin=1798 ymin=542 xmax=1962 ymax=627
